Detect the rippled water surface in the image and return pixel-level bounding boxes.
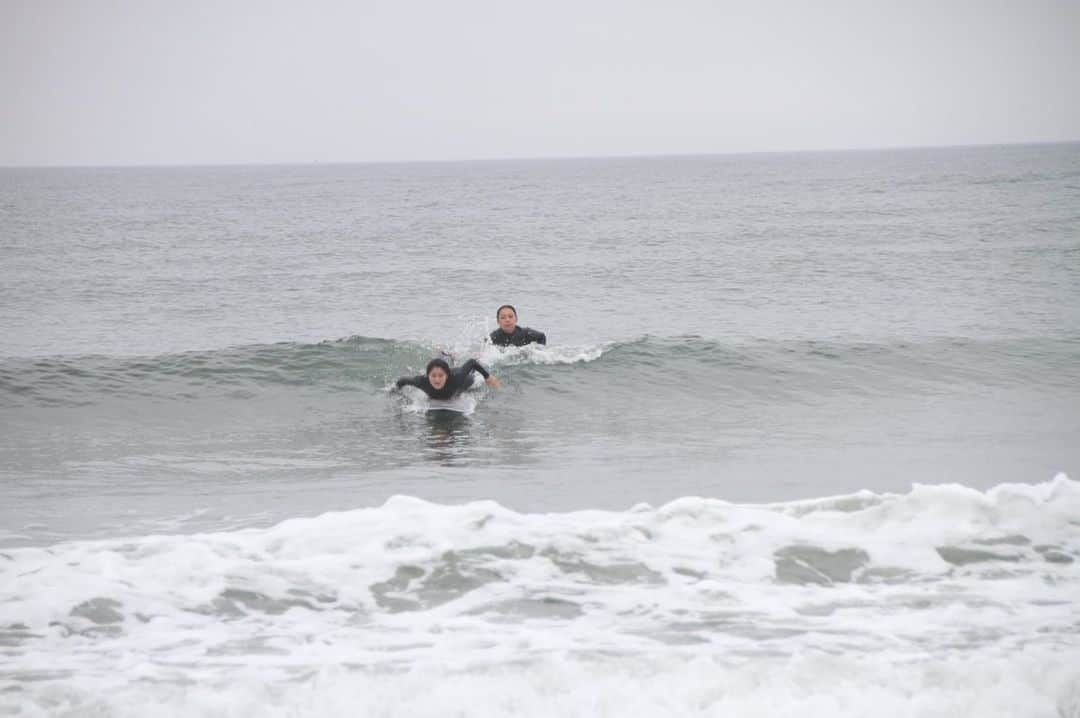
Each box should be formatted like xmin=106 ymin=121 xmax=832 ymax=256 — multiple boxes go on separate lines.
xmin=1 ymin=144 xmax=1079 ymax=715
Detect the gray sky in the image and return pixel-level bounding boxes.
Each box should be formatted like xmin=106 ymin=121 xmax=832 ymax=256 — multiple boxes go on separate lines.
xmin=2 ymin=0 xmax=1078 ymax=166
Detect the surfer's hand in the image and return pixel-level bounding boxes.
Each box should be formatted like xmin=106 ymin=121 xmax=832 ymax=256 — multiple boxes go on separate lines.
xmin=485 ymin=376 xmax=501 ymax=389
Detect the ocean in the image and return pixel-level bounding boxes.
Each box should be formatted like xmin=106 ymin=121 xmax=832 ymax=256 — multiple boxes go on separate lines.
xmin=2 ymin=143 xmax=1079 ymax=716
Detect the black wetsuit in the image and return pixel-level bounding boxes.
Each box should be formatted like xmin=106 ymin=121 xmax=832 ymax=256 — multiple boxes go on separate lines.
xmin=489 ymin=326 xmax=547 ymax=347
xmin=394 ymin=359 xmax=491 ymax=400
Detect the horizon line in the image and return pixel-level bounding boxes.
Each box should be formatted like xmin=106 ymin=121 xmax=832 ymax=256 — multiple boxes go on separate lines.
xmin=2 ymin=138 xmax=1078 ymax=171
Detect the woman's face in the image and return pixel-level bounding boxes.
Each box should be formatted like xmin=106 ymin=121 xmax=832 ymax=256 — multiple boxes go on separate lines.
xmin=497 ymin=307 xmax=518 ymax=333
xmin=427 ymin=366 xmax=449 ymax=390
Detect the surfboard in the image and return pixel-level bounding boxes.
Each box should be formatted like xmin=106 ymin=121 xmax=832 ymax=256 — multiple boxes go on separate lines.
xmin=422 ymin=395 xmax=477 ymax=414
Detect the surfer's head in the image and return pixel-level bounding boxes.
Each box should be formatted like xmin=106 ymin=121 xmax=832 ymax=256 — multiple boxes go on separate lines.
xmin=496 ymin=304 xmax=518 ymax=334
xmin=425 ymin=357 xmax=451 ymax=390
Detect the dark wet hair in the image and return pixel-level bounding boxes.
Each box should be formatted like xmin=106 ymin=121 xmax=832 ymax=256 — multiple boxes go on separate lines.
xmin=425 ymin=358 xmax=451 ymax=376
xmin=496 ymin=304 xmax=517 ymax=319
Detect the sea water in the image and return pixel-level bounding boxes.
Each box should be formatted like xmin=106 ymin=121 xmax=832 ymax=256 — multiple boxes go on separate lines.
xmin=1 ymin=144 xmax=1079 ymax=715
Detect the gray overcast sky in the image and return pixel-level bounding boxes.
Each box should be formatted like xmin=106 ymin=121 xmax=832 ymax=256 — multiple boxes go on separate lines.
xmin=1 ymin=0 xmax=1078 ymax=166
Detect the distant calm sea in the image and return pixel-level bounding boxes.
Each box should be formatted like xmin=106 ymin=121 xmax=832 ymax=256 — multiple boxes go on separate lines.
xmin=2 ymin=144 xmax=1079 ymax=716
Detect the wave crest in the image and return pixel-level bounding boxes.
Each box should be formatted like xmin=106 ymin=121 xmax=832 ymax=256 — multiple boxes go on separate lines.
xmin=3 ymin=334 xmax=1078 ymax=408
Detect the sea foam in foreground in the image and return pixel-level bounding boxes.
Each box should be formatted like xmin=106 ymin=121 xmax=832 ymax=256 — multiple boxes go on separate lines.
xmin=4 ymin=476 xmax=1079 ymax=717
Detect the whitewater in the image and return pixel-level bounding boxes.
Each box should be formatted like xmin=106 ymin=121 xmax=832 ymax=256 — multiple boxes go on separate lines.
xmin=5 ymin=477 xmax=1079 ymax=716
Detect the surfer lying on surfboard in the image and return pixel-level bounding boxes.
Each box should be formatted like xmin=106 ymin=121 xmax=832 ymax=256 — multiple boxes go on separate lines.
xmin=489 ymin=304 xmax=546 ymax=347
xmin=393 ymin=357 xmax=501 ymax=399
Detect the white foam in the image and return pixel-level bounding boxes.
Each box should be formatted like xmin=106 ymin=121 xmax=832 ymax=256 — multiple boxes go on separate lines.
xmin=9 ymin=651 xmax=1080 ymax=718
xmin=2 ymin=476 xmax=1078 ymax=716
xmin=432 ymin=338 xmax=609 ymax=368
xmin=477 ymin=341 xmax=609 ymax=366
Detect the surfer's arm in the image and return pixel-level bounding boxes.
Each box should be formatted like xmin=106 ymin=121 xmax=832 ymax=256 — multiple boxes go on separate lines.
xmin=461 ymin=359 xmax=501 ymax=389
xmin=460 ymin=359 xmax=490 ymax=379
xmin=394 ymin=375 xmax=424 ymax=390
xmin=528 ymin=329 xmax=547 ymax=345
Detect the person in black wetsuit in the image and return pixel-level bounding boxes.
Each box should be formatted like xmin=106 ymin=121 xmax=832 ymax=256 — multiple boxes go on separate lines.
xmin=489 ymin=304 xmax=547 ymax=347
xmin=394 ymin=357 xmax=501 ymax=399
